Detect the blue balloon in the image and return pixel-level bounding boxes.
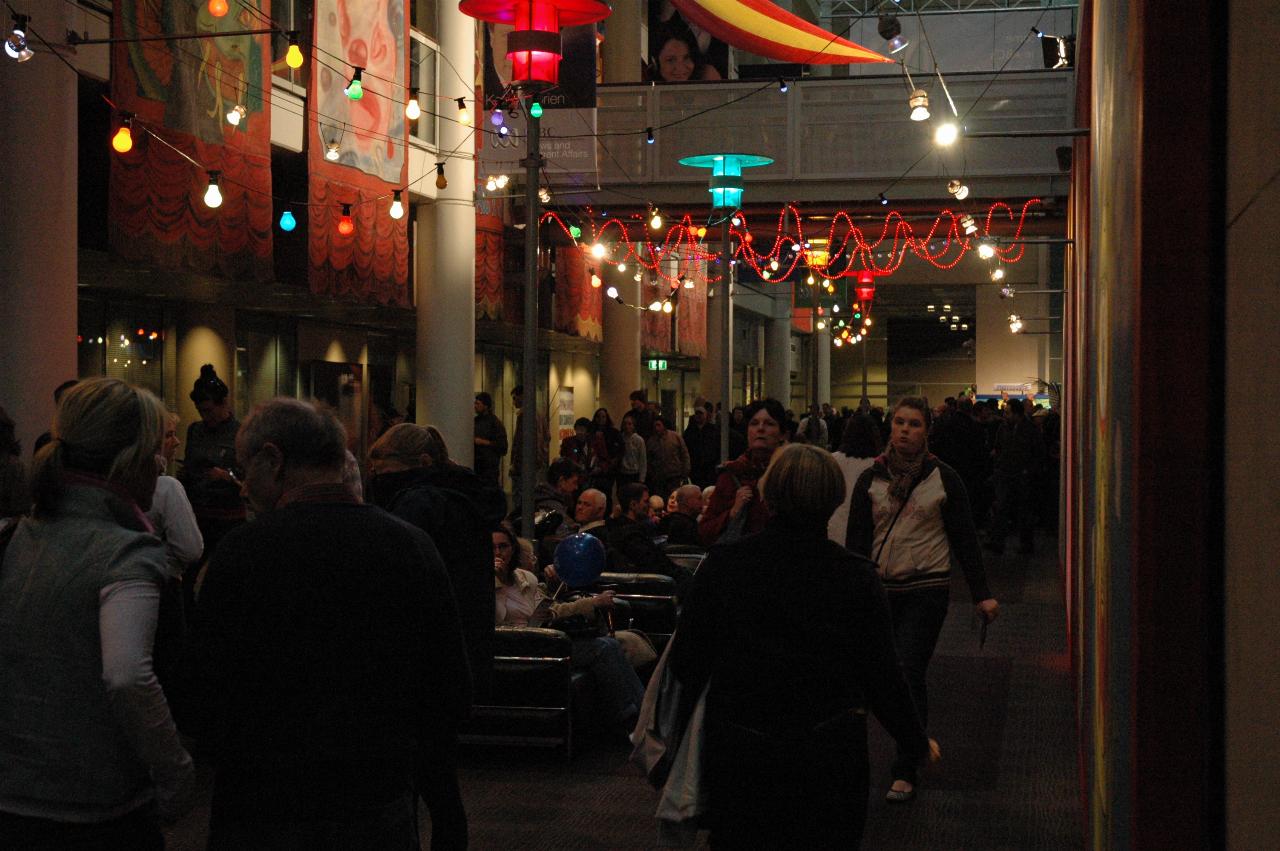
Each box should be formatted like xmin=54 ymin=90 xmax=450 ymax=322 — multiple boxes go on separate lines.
xmin=553 ymin=533 xmax=606 ymax=589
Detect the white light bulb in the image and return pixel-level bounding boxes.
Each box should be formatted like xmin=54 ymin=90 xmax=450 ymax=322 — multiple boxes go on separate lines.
xmin=978 ymin=241 xmax=995 ymax=260
xmin=832 ymin=304 xmax=840 ymax=313
xmin=731 ymin=216 xmax=742 ymax=227
xmin=496 ymin=174 xmax=509 ymax=189
xmin=325 ymin=142 xmax=340 ymax=161
xmin=405 ymin=98 xmax=421 ymax=120
xmin=606 ymin=286 xmax=619 ymax=299
xmin=648 ymin=300 xmax=662 ymax=312
xmin=650 ymin=213 xmax=663 ymax=230
xmin=633 ymin=272 xmax=642 ymax=282
xmin=389 ymin=196 xmax=404 ymax=220
xmin=226 ymin=104 xmax=246 ymax=126
xmin=203 ymin=178 xmax=223 ymax=209
xmin=662 ymin=301 xmax=673 ymax=314
xmin=617 ymin=262 xmax=627 ymax=272
xmin=935 ymin=121 xmax=959 ymax=146
xmin=591 ymin=242 xmax=606 ymax=259
xmin=683 ymin=278 xmax=694 ymax=289
xmin=816 ymin=320 xmax=826 ymax=330
xmin=485 ymin=178 xmax=497 ymax=192
xmin=770 ymin=259 xmax=779 ymax=271
xmin=991 ymin=267 xmax=1005 ymax=281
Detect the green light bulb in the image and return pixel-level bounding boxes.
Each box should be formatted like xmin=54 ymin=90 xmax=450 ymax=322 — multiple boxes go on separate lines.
xmin=530 ymin=102 xmax=543 ymax=118
xmin=854 ymin=311 xmax=862 ymax=319
xmin=569 ymin=225 xmax=582 ymax=239
xmin=346 ymin=79 xmax=363 ymax=100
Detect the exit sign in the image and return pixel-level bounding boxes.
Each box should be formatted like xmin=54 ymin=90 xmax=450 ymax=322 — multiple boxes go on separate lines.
xmin=647 ymin=359 xmax=668 ymax=371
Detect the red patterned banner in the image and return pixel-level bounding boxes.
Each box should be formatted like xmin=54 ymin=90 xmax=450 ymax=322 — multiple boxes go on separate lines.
xmin=676 ymin=261 xmax=708 ymax=357
xmin=554 ymin=247 xmax=603 ymax=342
xmin=642 ymin=303 xmax=672 ymax=352
xmin=476 ymin=214 xmax=505 ymax=320
xmin=307 ymin=0 xmax=410 ymax=306
xmin=110 ymin=1 xmax=273 ymax=281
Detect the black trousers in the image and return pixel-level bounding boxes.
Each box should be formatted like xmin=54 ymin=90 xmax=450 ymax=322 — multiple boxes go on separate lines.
xmin=888 ymin=587 xmax=951 ymax=784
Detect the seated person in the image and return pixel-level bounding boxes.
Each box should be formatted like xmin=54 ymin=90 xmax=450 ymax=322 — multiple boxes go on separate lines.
xmin=658 ymin=484 xmax=704 ymax=547
xmin=492 ymin=522 xmax=645 ymax=730
xmin=606 ymin=483 xmax=694 ymax=599
xmin=533 ymin=457 xmax=582 ymax=520
xmin=574 ymin=488 xmax=609 ymax=544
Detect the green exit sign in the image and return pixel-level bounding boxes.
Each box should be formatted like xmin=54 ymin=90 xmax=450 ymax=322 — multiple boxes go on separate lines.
xmin=647 ymin=359 xmax=668 ymax=371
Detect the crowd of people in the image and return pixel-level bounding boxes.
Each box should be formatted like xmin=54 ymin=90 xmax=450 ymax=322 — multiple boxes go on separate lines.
xmin=0 ymin=369 xmax=1057 ymax=847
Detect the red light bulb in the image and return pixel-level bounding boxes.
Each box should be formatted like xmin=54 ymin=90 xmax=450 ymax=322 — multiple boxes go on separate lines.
xmin=337 ymin=205 xmax=355 ymax=236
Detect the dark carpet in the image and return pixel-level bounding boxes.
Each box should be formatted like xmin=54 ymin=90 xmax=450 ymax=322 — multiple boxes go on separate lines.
xmin=164 ymin=533 xmax=1080 ymax=850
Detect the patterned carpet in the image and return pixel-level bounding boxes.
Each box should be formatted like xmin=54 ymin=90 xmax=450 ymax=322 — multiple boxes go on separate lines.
xmin=165 ymin=534 xmax=1081 ymax=850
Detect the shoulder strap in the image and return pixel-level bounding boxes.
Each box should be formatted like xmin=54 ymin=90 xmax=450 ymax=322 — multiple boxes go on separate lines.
xmin=872 ymin=472 xmax=924 ymax=565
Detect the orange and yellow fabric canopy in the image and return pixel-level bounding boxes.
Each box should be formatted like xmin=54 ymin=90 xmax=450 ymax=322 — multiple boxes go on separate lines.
xmin=671 ymin=0 xmax=892 ymax=65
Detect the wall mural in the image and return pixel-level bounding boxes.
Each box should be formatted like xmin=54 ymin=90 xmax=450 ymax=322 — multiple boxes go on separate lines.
xmin=307 ymin=0 xmax=410 ymax=305
xmin=110 ymin=0 xmax=273 ymax=281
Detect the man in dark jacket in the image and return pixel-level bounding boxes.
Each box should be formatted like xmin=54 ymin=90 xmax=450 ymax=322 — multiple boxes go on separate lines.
xmin=658 ymin=483 xmax=704 ymax=547
xmin=186 ymin=400 xmax=470 ymax=848
xmin=473 ymin=391 xmax=508 ymax=487
xmin=606 ymin=482 xmax=693 ymax=599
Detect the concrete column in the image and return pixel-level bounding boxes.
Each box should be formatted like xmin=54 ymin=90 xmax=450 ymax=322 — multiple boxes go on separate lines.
xmin=600 ymin=268 xmax=641 ymax=418
xmin=600 ymin=0 xmax=645 ymax=84
xmin=816 ymin=326 xmax=832 ymax=405
xmin=416 ymin=5 xmax=476 ymax=468
xmin=765 ymin=313 xmax=792 ymax=403
xmin=0 ymin=19 xmax=78 ymax=454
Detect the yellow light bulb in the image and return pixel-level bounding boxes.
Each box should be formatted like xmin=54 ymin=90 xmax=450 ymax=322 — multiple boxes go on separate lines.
xmin=285 ymin=43 xmax=304 ymax=70
xmin=111 ymin=126 xmax=133 ymax=154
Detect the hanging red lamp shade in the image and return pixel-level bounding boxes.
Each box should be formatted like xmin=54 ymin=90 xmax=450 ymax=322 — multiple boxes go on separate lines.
xmin=459 ymin=0 xmax=611 ymax=85
xmin=855 ymin=270 xmax=876 ymax=303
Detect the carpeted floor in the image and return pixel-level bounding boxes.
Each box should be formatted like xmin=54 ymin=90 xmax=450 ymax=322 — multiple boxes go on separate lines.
xmin=164 ymin=533 xmax=1081 ymax=850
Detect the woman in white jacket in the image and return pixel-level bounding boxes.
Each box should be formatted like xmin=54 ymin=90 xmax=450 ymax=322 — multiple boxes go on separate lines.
xmin=827 ymin=412 xmax=883 ymax=546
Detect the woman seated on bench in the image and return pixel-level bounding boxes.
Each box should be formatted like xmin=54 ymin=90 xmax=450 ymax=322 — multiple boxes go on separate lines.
xmin=492 ymin=522 xmax=645 ymax=733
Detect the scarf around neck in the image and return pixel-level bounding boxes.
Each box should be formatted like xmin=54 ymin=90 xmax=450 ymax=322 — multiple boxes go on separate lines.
xmin=884 ymin=445 xmax=926 ymax=503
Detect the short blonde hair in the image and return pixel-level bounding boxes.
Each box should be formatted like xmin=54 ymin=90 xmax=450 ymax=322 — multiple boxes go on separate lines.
xmin=31 ymin=378 xmax=166 ymax=515
xmin=369 ymin=422 xmax=432 ymax=467
xmin=757 ymin=442 xmax=846 ymax=523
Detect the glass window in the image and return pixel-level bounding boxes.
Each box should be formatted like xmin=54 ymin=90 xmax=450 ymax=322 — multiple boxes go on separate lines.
xmin=411 ymin=0 xmax=439 ymax=42
xmin=234 ymin=314 xmax=298 ymax=421
xmin=410 ymin=35 xmax=438 ymax=148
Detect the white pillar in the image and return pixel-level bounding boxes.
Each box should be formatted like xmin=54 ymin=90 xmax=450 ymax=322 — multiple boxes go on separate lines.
xmin=0 ymin=16 xmax=78 ymax=454
xmin=416 ymin=5 xmax=476 ymax=468
xmin=816 ymin=326 xmax=832 ymax=405
xmin=702 ymin=272 xmax=726 ymax=404
xmin=765 ymin=313 xmax=792 ymax=403
xmin=600 ymin=0 xmax=645 ymax=83
xmin=601 ymin=268 xmax=641 ymax=418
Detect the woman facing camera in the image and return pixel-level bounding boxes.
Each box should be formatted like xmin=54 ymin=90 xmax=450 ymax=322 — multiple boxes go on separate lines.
xmin=0 ymin=379 xmax=194 ymax=846
xmin=671 ymin=443 xmax=935 ymax=848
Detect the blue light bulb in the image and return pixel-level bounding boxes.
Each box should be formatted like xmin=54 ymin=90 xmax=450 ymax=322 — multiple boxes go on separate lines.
xmin=279 ymin=210 xmax=297 ymax=232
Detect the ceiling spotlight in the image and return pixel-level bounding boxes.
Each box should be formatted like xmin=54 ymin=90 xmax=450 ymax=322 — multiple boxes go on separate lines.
xmin=878 ymin=15 xmax=909 ymax=54
xmin=325 ymin=141 xmax=341 ymax=161
xmin=947 ymin=179 xmax=969 ymax=200
xmin=539 ymin=187 xmax=551 ymax=204
xmin=960 ymin=213 xmax=978 ymax=235
xmin=633 ymin=272 xmax=642 ymax=282
xmin=939 ymin=315 xmax=948 ymax=322
xmin=926 ymin=304 xmax=935 ymax=312
xmin=961 ymin=323 xmax=969 ymax=330
xmin=950 ymin=323 xmax=959 ymax=331
xmin=977 ymin=239 xmax=996 ymax=260
xmin=951 ymin=315 xmax=960 ymax=321
xmin=943 ymin=303 xmax=952 ymax=311
xmin=878 ymin=193 xmax=889 ymax=206
xmin=909 ymin=89 xmax=930 ymax=121
xmin=935 ymin=121 xmax=959 ymax=146
xmin=605 ymin=285 xmax=619 ymax=299
xmin=226 ymin=104 xmax=247 ymax=126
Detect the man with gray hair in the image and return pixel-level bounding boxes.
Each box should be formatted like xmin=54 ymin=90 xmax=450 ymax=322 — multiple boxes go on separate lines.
xmin=186 ymin=398 xmax=470 ymax=847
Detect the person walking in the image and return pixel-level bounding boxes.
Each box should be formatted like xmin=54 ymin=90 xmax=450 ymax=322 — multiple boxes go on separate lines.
xmin=473 ymin=391 xmax=508 ymax=488
xmin=186 ymin=399 xmax=470 ymax=848
xmin=845 ymin=397 xmax=999 ymax=803
xmin=645 ymin=418 xmax=691 ymax=501
xmin=0 ymin=379 xmax=195 ymax=847
xmin=672 ymin=443 xmax=936 ymax=847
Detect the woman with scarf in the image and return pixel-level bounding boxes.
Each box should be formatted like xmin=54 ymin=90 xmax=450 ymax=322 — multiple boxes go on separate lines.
xmin=845 ymin=397 xmax=999 ymax=804
xmin=698 ymin=398 xmax=787 ymax=546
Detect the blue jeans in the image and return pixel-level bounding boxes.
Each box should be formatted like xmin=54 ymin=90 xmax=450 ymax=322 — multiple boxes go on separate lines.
xmin=888 ymin=588 xmax=951 ymax=784
xmin=571 ymin=636 xmax=646 ymax=724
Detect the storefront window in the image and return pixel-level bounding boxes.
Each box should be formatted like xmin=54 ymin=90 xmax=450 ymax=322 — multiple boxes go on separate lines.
xmin=234 ymin=314 xmax=297 ymax=421
xmin=409 ymin=35 xmax=438 ymax=148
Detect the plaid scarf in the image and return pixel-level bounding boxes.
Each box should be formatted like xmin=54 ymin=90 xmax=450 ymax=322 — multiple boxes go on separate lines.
xmin=884 ymin=444 xmax=926 ymax=503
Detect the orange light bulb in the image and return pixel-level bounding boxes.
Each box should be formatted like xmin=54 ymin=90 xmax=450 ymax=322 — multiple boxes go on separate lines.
xmin=337 ymin=205 xmax=355 ymax=236
xmin=208 ymin=0 xmax=229 ymax=17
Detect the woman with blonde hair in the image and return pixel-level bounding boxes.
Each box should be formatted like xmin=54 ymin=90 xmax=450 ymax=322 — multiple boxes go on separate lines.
xmin=672 ymin=442 xmax=934 ymax=847
xmin=0 ymin=378 xmax=195 ymax=846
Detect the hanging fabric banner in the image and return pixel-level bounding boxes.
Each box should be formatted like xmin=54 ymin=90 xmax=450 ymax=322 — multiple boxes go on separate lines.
xmin=476 ymin=213 xmax=506 ymax=320
xmin=307 ymin=0 xmax=410 ymax=306
xmin=110 ymin=0 xmax=274 ymax=282
xmin=554 ymin=247 xmax=603 ymax=341
xmin=676 ymin=261 xmax=708 ymax=357
xmin=668 ymin=0 xmax=891 ymax=65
